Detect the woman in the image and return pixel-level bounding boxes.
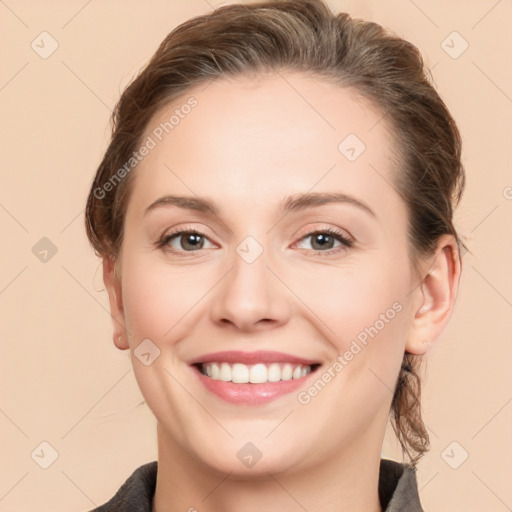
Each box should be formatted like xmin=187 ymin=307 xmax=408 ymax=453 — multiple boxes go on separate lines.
xmin=85 ymin=0 xmax=465 ymax=510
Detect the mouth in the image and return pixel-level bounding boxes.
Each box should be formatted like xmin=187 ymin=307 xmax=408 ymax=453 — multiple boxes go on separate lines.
xmin=193 ymin=361 xmax=321 ymax=383
xmin=188 ymin=350 xmax=322 ymax=405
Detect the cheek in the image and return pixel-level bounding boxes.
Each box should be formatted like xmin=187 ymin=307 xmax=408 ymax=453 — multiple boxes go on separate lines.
xmin=119 ymin=257 xmax=210 ymax=436
xmin=284 ymin=252 xmax=412 ymax=407
xmin=121 ymin=256 xmax=207 ymax=344
xmin=285 ymin=253 xmax=411 ymax=345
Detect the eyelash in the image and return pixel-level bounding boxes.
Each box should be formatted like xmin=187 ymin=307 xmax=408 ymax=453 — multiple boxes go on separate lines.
xmin=157 ymin=225 xmax=353 ymax=257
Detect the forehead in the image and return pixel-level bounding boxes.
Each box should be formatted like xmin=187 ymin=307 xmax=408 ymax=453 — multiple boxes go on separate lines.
xmin=128 ymin=72 xmax=400 ymax=219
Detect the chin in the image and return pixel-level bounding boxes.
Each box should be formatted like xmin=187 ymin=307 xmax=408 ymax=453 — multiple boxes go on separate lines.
xmin=200 ymin=447 xmax=306 ymax=479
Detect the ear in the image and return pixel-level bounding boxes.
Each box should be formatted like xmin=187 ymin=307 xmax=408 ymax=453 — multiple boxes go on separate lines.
xmin=405 ymin=234 xmax=462 ymax=355
xmin=103 ymin=257 xmax=129 ymax=350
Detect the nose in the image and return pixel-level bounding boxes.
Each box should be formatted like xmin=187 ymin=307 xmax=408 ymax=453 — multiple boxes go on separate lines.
xmin=209 ymin=247 xmax=292 ymax=333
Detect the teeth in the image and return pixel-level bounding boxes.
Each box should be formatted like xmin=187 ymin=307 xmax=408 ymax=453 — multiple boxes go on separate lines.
xmin=267 ymin=363 xmax=281 ymax=382
xmin=232 ymin=363 xmax=249 ymax=383
xmin=282 ymin=363 xmax=293 ymax=381
xmin=219 ymin=362 xmax=232 ymax=382
xmin=249 ymin=363 xmax=267 ymax=384
xmin=199 ymin=362 xmax=314 ymax=383
xmin=292 ymin=365 xmax=302 ymax=379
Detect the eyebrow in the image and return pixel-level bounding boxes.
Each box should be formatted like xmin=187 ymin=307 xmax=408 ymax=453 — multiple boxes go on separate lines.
xmin=144 ymin=192 xmax=376 ymax=218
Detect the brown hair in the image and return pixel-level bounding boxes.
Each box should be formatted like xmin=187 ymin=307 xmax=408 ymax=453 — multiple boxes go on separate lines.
xmin=85 ymin=0 xmax=466 ymax=466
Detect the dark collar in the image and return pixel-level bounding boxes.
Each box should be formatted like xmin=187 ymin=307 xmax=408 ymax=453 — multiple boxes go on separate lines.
xmin=91 ymin=458 xmax=423 ymax=511
xmin=379 ymin=458 xmax=424 ymax=511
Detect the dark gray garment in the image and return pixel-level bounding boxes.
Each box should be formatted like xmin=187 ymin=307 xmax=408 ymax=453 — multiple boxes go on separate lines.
xmin=89 ymin=458 xmax=424 ymax=511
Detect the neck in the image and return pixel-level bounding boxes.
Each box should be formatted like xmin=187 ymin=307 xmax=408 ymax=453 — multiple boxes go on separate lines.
xmin=152 ymin=424 xmax=384 ymax=512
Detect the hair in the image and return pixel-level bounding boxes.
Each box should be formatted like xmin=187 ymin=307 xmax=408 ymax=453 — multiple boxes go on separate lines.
xmin=85 ymin=0 xmax=466 ymax=467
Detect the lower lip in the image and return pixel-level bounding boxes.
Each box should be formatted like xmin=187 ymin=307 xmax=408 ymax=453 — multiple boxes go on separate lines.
xmin=192 ymin=366 xmax=317 ymax=405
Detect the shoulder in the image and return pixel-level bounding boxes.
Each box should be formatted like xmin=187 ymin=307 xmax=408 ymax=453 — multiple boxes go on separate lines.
xmin=88 ymin=461 xmax=158 ymax=512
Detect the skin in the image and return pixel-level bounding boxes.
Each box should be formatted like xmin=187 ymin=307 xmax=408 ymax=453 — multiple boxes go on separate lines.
xmin=103 ymin=72 xmax=461 ymax=512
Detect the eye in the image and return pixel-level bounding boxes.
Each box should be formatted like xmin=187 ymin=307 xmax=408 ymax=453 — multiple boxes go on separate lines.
xmin=294 ymin=228 xmax=353 ymax=255
xmin=157 ymin=226 xmax=353 ymax=256
xmin=158 ymin=228 xmax=215 ymax=253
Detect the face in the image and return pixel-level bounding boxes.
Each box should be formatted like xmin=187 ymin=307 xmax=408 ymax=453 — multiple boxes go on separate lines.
xmin=106 ymin=72 xmax=428 ymax=476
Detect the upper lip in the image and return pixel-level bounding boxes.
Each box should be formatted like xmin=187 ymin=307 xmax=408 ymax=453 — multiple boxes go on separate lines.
xmin=188 ymin=350 xmax=321 ymax=366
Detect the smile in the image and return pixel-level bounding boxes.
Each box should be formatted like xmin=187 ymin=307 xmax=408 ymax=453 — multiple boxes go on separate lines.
xmin=188 ymin=350 xmax=322 ymax=405
xmin=197 ymin=362 xmax=317 ymax=383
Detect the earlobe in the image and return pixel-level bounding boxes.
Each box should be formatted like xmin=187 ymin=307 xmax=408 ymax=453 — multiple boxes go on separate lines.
xmin=405 ymin=235 xmax=462 ymax=355
xmin=113 ymin=333 xmax=128 ymax=351
xmin=103 ymin=257 xmax=129 ymax=350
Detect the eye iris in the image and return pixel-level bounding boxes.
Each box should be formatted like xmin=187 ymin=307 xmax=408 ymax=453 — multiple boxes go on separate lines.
xmin=170 ymin=232 xmax=341 ymax=252
xmin=182 ymin=233 xmax=203 ymax=250
xmin=312 ymin=233 xmax=334 ymax=250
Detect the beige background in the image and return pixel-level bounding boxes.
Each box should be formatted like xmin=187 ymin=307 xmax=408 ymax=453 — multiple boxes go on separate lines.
xmin=1 ymin=0 xmax=511 ymax=510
